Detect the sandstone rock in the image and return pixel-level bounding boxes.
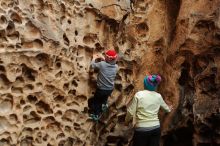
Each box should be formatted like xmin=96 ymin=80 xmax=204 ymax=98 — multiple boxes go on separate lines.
xmin=0 ymin=0 xmax=219 ymax=146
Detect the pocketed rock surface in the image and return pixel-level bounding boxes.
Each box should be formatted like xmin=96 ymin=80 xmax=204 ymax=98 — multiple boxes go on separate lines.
xmin=0 ymin=0 xmax=219 ymax=146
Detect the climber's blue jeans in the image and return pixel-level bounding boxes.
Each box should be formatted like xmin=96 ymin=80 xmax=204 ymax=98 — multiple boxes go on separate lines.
xmin=132 ymin=127 xmax=160 ymax=146
xmin=92 ymin=88 xmax=113 ymax=116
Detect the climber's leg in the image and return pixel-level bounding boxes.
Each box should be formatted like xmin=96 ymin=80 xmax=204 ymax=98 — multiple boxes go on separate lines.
xmin=88 ymin=97 xmax=95 ymax=113
xmin=93 ymin=89 xmax=112 ymax=116
xmin=148 ymin=128 xmax=160 ymax=146
xmin=132 ymin=127 xmax=160 ymax=146
xmin=132 ymin=130 xmax=149 ymax=146
xmin=101 ymin=89 xmax=113 ymax=113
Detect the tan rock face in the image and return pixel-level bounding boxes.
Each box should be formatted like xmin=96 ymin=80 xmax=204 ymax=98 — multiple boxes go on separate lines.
xmin=0 ymin=0 xmax=219 ymax=146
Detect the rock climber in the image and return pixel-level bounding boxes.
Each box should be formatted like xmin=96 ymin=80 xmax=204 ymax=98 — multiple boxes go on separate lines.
xmin=125 ymin=74 xmax=173 ymax=146
xmin=89 ymin=50 xmax=118 ymax=121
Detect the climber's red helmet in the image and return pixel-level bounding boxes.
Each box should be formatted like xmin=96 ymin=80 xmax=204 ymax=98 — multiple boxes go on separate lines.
xmin=105 ymin=50 xmax=118 ymax=61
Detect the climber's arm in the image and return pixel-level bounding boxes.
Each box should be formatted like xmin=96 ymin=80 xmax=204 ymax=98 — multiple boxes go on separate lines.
xmin=160 ymin=96 xmax=172 ymax=113
xmin=125 ymin=95 xmax=138 ymax=124
xmin=90 ymin=54 xmax=103 ymax=69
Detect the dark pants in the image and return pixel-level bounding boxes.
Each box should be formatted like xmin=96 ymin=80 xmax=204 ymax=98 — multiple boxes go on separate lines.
xmin=132 ymin=128 xmax=161 ymax=146
xmin=92 ymin=88 xmax=113 ymax=116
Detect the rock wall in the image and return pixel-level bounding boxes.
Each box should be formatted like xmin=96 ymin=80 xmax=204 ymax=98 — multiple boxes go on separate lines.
xmin=161 ymin=1 xmax=220 ymax=146
xmin=0 ymin=0 xmax=219 ymax=146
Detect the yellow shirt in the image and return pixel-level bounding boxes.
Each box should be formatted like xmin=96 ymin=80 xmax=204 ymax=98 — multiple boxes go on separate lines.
xmin=125 ymin=90 xmax=170 ymax=128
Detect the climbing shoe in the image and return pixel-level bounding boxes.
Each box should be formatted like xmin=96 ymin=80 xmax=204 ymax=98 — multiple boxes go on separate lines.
xmin=89 ymin=114 xmax=100 ymax=122
xmin=102 ymin=103 xmax=108 ymax=113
